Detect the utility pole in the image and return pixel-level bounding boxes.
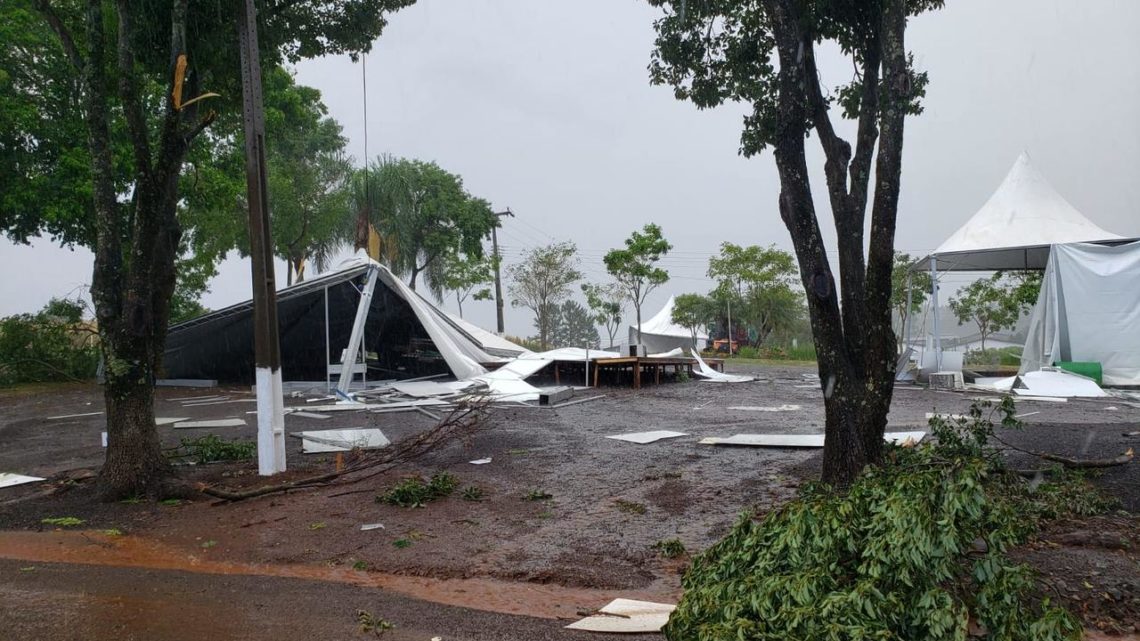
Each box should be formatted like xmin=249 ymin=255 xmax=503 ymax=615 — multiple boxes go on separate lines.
xmin=239 ymin=0 xmax=286 ymax=476
xmin=491 ymin=208 xmax=514 ymax=334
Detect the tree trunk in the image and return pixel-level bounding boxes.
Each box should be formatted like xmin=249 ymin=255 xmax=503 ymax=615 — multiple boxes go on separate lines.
xmin=100 ymin=345 xmax=168 ymax=498
xmin=763 ymin=0 xmax=907 ymax=487
xmin=83 ymin=0 xmax=206 ymax=500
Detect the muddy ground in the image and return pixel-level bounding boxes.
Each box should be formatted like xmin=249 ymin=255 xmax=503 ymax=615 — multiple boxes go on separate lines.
xmin=1 ymin=364 xmax=1138 ymax=639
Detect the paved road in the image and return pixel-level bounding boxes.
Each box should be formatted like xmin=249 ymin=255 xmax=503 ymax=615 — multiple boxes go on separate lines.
xmin=0 ymin=559 xmax=658 ymax=641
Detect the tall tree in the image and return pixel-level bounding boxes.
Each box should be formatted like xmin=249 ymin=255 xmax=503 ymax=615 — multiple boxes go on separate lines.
xmin=261 ymin=69 xmax=353 ymax=285
xmin=604 ymin=224 xmax=672 ymax=345
xmin=355 ymin=156 xmax=497 ymax=299
xmin=507 ymin=242 xmax=582 ymax=350
xmin=707 ymin=243 xmax=801 ymax=347
xmin=650 ymin=0 xmax=942 ymax=485
xmin=581 ymin=282 xmax=625 ymax=348
xmin=890 ymin=251 xmax=932 ymax=346
xmin=2 ymin=0 xmax=414 ymax=499
xmin=948 ymin=272 xmax=1035 ymax=352
xmin=671 ymin=293 xmax=715 ymax=349
xmin=441 ymin=251 xmax=496 ymax=319
xmin=548 ymin=300 xmax=600 ymax=349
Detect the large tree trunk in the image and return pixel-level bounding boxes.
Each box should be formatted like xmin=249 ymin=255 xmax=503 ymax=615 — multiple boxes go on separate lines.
xmin=82 ymin=0 xmax=206 ymax=499
xmin=765 ymin=0 xmax=906 ymax=487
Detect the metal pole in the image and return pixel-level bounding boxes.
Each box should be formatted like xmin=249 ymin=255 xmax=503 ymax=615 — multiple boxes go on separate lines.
xmin=903 ymin=270 xmax=913 ymax=353
xmin=931 ymin=256 xmax=942 ymax=372
xmin=238 ymin=0 xmax=285 ymax=475
xmin=726 ymin=296 xmax=733 ymax=356
xmin=492 ymin=208 xmax=514 ymax=334
xmin=337 ymin=265 xmax=380 ymax=394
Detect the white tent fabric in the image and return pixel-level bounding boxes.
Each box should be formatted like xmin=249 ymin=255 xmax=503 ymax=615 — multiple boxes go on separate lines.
xmin=915 ymin=153 xmax=1128 ymax=271
xmin=1020 ymin=242 xmax=1140 ymax=386
xmin=629 ymin=295 xmax=708 ymax=352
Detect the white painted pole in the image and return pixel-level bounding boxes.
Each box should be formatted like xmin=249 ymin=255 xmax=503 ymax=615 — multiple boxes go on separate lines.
xmin=337 ymin=265 xmax=380 ymax=394
xmin=931 ymin=256 xmax=942 ymax=372
xmin=324 ymin=285 xmax=330 ymax=392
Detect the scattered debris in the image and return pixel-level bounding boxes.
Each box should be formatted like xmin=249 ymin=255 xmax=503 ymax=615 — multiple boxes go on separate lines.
xmin=46 ymin=411 xmax=102 ymax=420
xmin=297 ymin=429 xmax=390 ymax=454
xmin=565 ymin=598 xmax=676 ymax=633
xmin=173 ymin=418 xmax=247 ymax=429
xmin=1014 ymin=411 xmax=1040 ymax=419
xmin=700 ymin=431 xmax=926 ymax=448
xmin=289 ymin=411 xmax=332 ymax=420
xmin=468 ymin=457 xmax=492 ymax=465
xmin=155 ymin=417 xmax=190 ymax=426
xmin=0 ymin=473 xmax=46 ymax=489
xmin=925 ymin=412 xmax=968 ymax=421
xmin=538 ymin=386 xmax=575 ymax=406
xmin=606 ymin=430 xmax=687 ymax=444
xmin=728 ymin=404 xmax=801 ymax=412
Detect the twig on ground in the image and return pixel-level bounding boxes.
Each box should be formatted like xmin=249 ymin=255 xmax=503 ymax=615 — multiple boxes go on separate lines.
xmin=196 ymin=397 xmax=490 ymax=503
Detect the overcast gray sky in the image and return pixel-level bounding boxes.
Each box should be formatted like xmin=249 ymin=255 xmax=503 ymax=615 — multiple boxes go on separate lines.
xmin=2 ymin=0 xmax=1137 ymax=340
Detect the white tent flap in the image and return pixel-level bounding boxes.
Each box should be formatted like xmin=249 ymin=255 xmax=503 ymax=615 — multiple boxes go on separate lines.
xmin=1021 ymin=242 xmax=1140 ymax=386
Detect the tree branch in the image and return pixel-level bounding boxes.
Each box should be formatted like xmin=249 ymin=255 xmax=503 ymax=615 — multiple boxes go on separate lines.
xmin=848 ymin=39 xmax=881 ymax=215
xmin=114 ymin=0 xmax=153 ymax=181
xmin=32 ymin=0 xmax=85 ymax=71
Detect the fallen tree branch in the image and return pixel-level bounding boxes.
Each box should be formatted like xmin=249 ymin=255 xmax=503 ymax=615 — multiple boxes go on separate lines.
xmin=197 ymin=397 xmax=490 ymax=503
xmin=993 ymin=432 xmax=1134 ymax=469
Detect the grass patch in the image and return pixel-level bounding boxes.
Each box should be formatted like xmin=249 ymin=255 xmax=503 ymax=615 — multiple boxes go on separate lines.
xmin=524 ymin=489 xmax=552 ymax=501
xmin=460 ymin=485 xmax=485 ymax=501
xmin=41 ymin=517 xmax=84 ymax=527
xmin=377 ymin=472 xmax=458 ymax=508
xmin=356 ymin=610 xmax=394 ymax=637
xmin=653 ymin=538 xmax=687 ymax=559
xmin=392 ymin=538 xmax=412 ymax=549
xmin=352 ymin=560 xmax=368 ymax=571
xmin=614 ymin=499 xmax=647 ymax=515
xmin=309 ymin=522 xmax=326 ymax=531
xmin=170 ymin=434 xmax=256 ymax=464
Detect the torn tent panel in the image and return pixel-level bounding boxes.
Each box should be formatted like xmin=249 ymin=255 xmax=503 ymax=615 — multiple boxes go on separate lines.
xmin=690 ymin=349 xmax=755 ymax=383
xmin=606 ymin=430 xmax=687 ymax=444
xmin=565 ymin=599 xmax=676 ymax=634
xmin=0 ymin=473 xmax=46 ymax=489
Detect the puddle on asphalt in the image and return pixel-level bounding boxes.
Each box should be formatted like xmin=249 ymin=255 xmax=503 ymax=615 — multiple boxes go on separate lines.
xmin=0 ymin=530 xmax=676 ymax=619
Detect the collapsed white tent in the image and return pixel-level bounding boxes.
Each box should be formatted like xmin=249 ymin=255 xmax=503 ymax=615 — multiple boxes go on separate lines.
xmin=1021 ymin=241 xmax=1140 ymax=386
xmin=629 ymin=295 xmax=707 ymax=352
xmin=912 ymin=153 xmax=1135 ymax=371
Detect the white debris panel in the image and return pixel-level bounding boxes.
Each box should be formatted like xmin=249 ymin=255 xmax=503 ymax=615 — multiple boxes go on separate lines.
xmin=565 ymin=599 xmax=677 ymax=634
xmin=700 ymin=431 xmax=926 ymax=448
xmin=299 ymin=428 xmax=390 ymax=453
xmin=606 ymin=430 xmax=688 ymax=444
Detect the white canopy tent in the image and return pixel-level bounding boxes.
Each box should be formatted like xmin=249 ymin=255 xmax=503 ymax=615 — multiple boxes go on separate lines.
xmin=629 ymin=295 xmax=708 ymax=353
xmin=912 ymin=153 xmax=1133 ymax=371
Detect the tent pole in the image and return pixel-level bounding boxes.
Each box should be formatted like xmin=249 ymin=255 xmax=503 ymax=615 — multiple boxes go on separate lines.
xmin=337 ymin=265 xmax=379 ymax=394
xmin=931 ymin=257 xmax=942 ymax=372
xmin=904 ymin=270 xmax=913 ymax=353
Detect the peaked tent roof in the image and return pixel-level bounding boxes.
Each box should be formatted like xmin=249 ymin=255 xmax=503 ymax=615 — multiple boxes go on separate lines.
xmin=915 ymin=152 xmax=1131 ymax=271
xmin=635 ymin=295 xmax=709 ymax=340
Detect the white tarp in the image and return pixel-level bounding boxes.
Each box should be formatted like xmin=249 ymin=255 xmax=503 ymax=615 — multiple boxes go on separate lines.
xmin=629 ymin=295 xmax=708 ymax=352
xmin=915 ymin=153 xmax=1127 ymax=271
xmin=690 ymin=349 xmax=755 ymax=383
xmin=0 ymin=473 xmax=45 ymax=489
xmin=1021 ymin=242 xmax=1140 ymax=386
